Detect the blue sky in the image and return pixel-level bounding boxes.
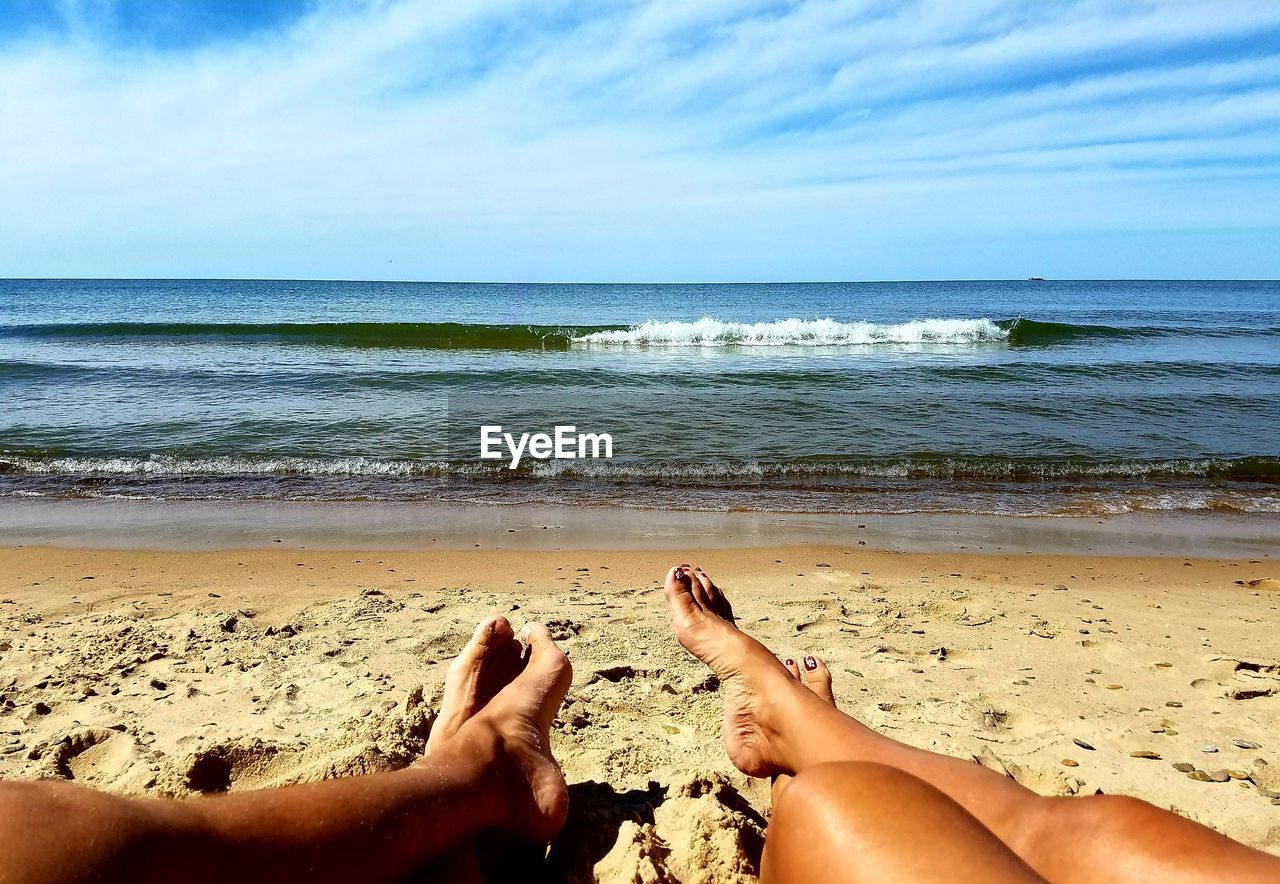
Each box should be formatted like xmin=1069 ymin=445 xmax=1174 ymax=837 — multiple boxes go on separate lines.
xmin=1 ymin=0 xmax=1278 ymax=281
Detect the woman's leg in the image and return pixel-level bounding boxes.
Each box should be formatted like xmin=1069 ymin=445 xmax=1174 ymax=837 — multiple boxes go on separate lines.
xmin=665 ymin=565 xmax=1280 ymax=883
xmin=767 ymin=660 xmax=1042 ymax=881
xmin=771 ymin=653 xmax=834 ymax=800
xmin=0 ymin=619 xmax=571 ymax=884
xmin=764 ymin=762 xmax=1044 ymax=883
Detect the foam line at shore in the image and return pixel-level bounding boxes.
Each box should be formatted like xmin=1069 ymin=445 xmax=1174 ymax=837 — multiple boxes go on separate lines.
xmin=4 ymin=453 xmax=1277 ymax=480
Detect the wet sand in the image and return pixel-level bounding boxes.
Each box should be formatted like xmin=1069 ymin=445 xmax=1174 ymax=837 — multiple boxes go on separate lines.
xmin=3 ymin=497 xmax=1279 ymax=558
xmin=0 ymin=503 xmax=1278 ymax=879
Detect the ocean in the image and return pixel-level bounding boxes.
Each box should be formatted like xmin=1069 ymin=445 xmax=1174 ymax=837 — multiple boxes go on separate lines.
xmin=1 ymin=278 xmax=1277 ymax=516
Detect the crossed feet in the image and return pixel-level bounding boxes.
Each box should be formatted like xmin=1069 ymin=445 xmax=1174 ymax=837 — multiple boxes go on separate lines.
xmin=418 ymin=616 xmax=572 ymax=843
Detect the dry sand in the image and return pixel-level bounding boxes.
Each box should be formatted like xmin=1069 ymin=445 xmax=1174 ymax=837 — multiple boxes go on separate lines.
xmin=1 ymin=542 xmax=1278 ymax=880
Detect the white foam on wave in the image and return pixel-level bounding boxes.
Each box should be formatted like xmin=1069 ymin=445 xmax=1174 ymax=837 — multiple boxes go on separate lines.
xmin=573 ymin=317 xmax=1008 ymax=347
xmin=2 ymin=454 xmax=1268 ymax=484
xmin=3 ymin=455 xmax=454 ymax=476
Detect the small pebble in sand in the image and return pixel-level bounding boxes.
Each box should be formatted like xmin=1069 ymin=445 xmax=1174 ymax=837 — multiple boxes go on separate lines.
xmin=1061 ymin=759 xmax=1078 ymax=767
xmin=1130 ymin=750 xmax=1161 ymax=760
xmin=1201 ymin=745 xmax=1218 ymax=753
xmin=1209 ymin=770 xmax=1231 ymax=783
xmin=1233 ymin=739 xmax=1261 ymax=750
xmin=1227 ymin=770 xmax=1249 ymax=780
xmin=1165 ymin=701 xmax=1183 ymax=708
xmin=1172 ymin=762 xmax=1195 ymax=773
xmin=1188 ymin=770 xmax=1214 ymax=782
xmin=1073 ymin=738 xmax=1095 ymax=751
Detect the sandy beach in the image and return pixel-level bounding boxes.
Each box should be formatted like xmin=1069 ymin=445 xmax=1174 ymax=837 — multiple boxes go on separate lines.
xmin=0 ymin=503 xmax=1277 ymax=880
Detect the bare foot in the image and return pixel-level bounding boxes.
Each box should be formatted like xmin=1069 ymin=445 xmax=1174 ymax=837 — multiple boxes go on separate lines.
xmin=448 ymin=622 xmax=573 ymax=842
xmin=782 ymin=653 xmax=834 ymax=706
xmin=417 ymin=615 xmax=551 ymax=876
xmin=665 ymin=564 xmax=806 ymax=778
xmin=774 ymin=654 xmax=836 ymax=801
xmin=425 ymin=615 xmax=524 ymax=753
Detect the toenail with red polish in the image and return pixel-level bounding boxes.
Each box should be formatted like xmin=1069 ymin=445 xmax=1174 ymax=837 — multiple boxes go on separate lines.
xmin=804 ymin=656 xmax=818 ymax=671
xmin=785 ymin=659 xmax=794 ymax=667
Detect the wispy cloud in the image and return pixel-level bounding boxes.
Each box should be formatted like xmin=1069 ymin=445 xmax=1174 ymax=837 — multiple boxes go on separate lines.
xmin=2 ymin=0 xmax=1278 ymax=280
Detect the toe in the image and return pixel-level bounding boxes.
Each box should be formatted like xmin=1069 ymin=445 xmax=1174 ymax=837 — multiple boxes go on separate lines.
xmin=519 ymin=623 xmax=572 ymax=681
xmin=516 ymin=623 xmax=573 ymax=727
xmin=452 ymin=615 xmax=515 ymax=670
xmin=800 ymin=654 xmax=835 ymax=706
xmin=664 ymin=564 xmax=705 ymax=621
xmin=686 ymin=565 xmax=713 ymax=609
xmin=783 ymin=657 xmax=801 ymax=680
xmin=693 ymin=568 xmax=734 ymax=622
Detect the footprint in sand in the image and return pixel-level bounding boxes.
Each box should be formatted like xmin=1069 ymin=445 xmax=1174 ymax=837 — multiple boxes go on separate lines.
xmin=42 ymin=728 xmax=149 ymax=790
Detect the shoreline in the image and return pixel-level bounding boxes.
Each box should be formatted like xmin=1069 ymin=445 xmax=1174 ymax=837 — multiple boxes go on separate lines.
xmin=1 ymin=497 xmax=1277 ymax=558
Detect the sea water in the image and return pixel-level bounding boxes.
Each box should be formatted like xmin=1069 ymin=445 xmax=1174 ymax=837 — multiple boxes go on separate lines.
xmin=1 ymin=278 xmax=1276 ymax=515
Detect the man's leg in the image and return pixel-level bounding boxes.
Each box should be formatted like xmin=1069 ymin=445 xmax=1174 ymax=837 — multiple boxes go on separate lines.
xmin=0 ymin=619 xmax=571 ymax=884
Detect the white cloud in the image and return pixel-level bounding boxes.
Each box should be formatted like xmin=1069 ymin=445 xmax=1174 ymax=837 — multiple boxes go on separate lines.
xmin=1 ymin=0 xmax=1278 ymax=280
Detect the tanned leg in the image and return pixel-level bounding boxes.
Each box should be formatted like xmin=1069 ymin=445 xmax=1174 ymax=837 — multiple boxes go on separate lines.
xmin=418 ymin=614 xmax=531 ymax=883
xmin=764 ymin=762 xmax=1044 ymax=883
xmin=770 ymin=655 xmax=1033 ymax=882
xmin=665 ymin=565 xmax=1280 ymax=884
xmin=0 ymin=620 xmax=571 ymax=884
xmin=772 ymin=652 xmax=834 ymax=801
